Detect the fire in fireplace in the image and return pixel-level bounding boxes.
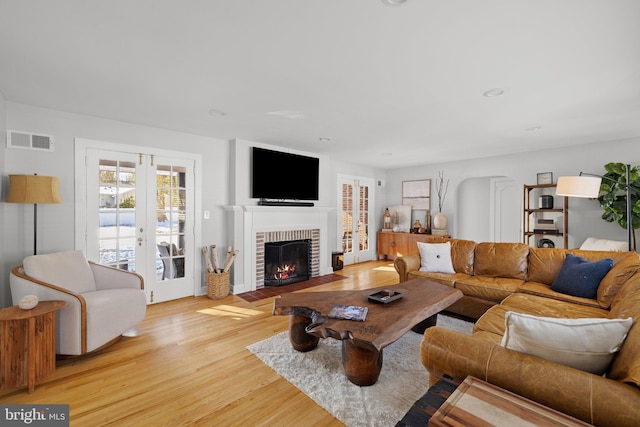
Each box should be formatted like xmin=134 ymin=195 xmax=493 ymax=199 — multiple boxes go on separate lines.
xmin=264 ymin=239 xmax=310 ymax=286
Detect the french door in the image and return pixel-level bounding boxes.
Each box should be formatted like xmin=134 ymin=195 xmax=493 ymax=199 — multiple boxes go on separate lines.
xmin=82 ymin=147 xmax=196 ymax=304
xmin=337 ymin=175 xmax=375 ymax=265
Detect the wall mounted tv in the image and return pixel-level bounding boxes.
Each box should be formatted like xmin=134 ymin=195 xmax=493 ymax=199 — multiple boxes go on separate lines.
xmin=251 ymin=147 xmax=319 ymax=202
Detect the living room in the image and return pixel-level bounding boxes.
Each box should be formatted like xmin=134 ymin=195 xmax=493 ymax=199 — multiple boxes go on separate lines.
xmin=1 ymin=1 xmax=639 ymax=425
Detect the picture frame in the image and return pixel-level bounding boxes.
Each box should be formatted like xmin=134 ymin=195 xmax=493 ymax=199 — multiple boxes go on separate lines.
xmin=537 ymin=172 xmax=553 ymax=185
xmin=402 ymin=179 xmax=431 ymax=210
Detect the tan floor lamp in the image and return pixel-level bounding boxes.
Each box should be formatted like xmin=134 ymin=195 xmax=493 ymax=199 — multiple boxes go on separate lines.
xmin=5 ymin=174 xmax=63 ymax=255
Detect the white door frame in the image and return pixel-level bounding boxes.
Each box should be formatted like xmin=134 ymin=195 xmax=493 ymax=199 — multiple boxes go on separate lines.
xmin=74 ymin=138 xmax=204 ymax=299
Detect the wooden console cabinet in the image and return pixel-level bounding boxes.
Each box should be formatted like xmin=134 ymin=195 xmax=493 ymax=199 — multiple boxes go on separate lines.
xmin=377 ymin=231 xmax=450 ymax=260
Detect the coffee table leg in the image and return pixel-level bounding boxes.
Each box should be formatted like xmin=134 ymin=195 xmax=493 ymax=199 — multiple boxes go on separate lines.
xmin=411 ymin=314 xmax=437 ymax=334
xmin=288 ymin=314 xmax=319 ymax=352
xmin=342 ymin=340 xmax=382 ymax=386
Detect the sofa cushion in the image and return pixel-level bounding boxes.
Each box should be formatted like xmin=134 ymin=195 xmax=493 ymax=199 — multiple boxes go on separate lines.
xmin=407 ymin=271 xmax=469 ymax=288
xmin=551 ymin=254 xmax=613 ymax=299
xmin=597 ymin=252 xmax=640 ymax=309
xmin=450 ymin=239 xmax=476 ymax=275
xmin=23 ymin=250 xmax=96 ymax=294
xmin=527 ymin=248 xmax=569 ymax=285
xmin=517 ymin=282 xmax=601 ymax=308
xmin=474 ymin=293 xmax=609 ymax=337
xmin=501 ymin=311 xmax=632 ymax=375
xmin=474 ymin=242 xmax=529 ymax=280
xmin=417 ymin=241 xmax=455 ymax=274
xmin=608 ymin=272 xmax=640 ymax=386
xmin=454 ymin=276 xmax=523 ymax=303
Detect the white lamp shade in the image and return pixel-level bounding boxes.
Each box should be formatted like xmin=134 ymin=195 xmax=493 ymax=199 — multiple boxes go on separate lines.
xmin=556 ymin=176 xmax=601 ymax=198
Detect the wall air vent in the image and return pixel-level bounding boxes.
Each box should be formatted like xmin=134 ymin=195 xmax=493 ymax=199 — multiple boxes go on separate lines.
xmin=7 ymin=130 xmax=54 ymax=151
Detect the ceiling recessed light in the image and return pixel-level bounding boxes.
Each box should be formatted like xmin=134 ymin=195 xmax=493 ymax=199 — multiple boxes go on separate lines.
xmin=208 ymin=109 xmax=226 ymax=117
xmin=382 ymin=0 xmax=408 ymax=6
xmin=483 ymin=88 xmax=504 ymax=97
xmin=267 ymin=110 xmax=305 ymax=120
xmin=526 ymin=126 xmax=542 ymax=131
xmin=381 ymin=152 xmax=393 ymax=156
xmin=319 ymin=137 xmax=331 ymax=142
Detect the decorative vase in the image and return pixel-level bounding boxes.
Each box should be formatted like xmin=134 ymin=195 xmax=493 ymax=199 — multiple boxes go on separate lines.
xmin=433 ymin=213 xmax=447 ymax=230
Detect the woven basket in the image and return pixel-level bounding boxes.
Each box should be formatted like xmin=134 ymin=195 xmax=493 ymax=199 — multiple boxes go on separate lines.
xmin=207 ymin=271 xmax=230 ymax=299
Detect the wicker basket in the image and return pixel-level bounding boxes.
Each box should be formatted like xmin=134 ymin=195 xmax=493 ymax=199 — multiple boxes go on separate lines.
xmin=207 ymin=271 xmax=230 ymax=299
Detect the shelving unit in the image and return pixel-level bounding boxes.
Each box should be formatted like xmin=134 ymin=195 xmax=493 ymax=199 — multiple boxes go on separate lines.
xmin=523 ymin=184 xmax=568 ymax=249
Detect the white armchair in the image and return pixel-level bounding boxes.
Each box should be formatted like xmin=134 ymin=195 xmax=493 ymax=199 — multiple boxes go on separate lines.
xmin=10 ymin=250 xmax=147 ymax=355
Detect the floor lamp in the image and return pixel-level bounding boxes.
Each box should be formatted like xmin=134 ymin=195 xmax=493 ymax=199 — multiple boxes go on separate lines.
xmin=556 ymin=164 xmax=635 ymax=252
xmin=5 ymin=174 xmax=63 ymax=255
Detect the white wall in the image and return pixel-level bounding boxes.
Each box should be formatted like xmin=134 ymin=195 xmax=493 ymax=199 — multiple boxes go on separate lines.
xmin=1 ymin=102 xmax=230 ymax=307
xmin=229 ymin=138 xmax=334 ymax=207
xmin=385 ymin=138 xmax=640 ymax=249
xmin=227 ymin=139 xmax=386 ymax=287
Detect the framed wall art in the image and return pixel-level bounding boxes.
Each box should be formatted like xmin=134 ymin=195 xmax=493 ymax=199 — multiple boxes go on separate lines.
xmin=402 ymin=179 xmax=431 ymax=210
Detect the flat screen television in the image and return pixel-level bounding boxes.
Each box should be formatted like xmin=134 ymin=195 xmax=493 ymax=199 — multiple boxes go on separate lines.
xmin=251 ymin=147 xmax=319 ymax=201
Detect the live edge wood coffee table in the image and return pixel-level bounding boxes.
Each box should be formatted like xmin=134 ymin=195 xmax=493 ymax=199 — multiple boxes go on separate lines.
xmin=273 ymin=278 xmax=463 ymax=386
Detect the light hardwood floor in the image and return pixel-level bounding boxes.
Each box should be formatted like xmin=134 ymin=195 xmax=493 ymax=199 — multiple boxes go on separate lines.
xmin=1 ymin=260 xmax=403 ymax=426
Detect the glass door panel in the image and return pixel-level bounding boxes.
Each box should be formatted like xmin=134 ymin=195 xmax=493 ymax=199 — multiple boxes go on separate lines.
xmin=155 ymin=165 xmax=186 ymax=281
xmin=359 ymin=185 xmax=370 ymax=252
xmin=341 ymin=182 xmax=354 ymax=258
xmin=98 ymin=159 xmax=139 ymax=272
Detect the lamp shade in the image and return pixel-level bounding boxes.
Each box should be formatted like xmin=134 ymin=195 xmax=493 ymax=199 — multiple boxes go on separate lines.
xmin=5 ymin=174 xmax=63 ymax=204
xmin=555 ymin=176 xmax=601 ymax=198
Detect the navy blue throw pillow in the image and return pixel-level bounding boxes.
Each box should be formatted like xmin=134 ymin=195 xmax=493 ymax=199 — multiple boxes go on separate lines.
xmin=551 ymin=254 xmax=613 ymax=299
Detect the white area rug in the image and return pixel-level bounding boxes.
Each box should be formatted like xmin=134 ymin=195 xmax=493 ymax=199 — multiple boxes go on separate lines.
xmin=247 ymin=314 xmax=472 ymax=427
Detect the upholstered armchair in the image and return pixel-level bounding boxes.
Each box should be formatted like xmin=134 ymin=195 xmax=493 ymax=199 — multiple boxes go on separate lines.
xmin=10 ymin=250 xmax=147 ymax=355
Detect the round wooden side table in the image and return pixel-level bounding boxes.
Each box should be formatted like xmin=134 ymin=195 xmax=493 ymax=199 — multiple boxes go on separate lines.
xmin=0 ymin=300 xmax=67 ymax=393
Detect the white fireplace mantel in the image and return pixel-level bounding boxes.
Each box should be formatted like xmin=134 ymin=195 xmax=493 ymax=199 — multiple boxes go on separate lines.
xmin=224 ymin=205 xmax=335 ymax=293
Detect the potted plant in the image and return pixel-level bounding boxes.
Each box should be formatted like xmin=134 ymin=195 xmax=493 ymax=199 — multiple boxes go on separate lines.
xmin=597 ymin=162 xmax=640 ymax=250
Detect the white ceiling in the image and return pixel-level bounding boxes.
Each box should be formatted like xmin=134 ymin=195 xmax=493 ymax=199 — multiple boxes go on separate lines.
xmin=1 ymin=0 xmax=639 ymax=169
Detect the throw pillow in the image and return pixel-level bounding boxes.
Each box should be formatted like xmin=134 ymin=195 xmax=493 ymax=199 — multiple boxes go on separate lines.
xmin=597 ymin=252 xmax=640 ymax=309
xmin=501 ymin=311 xmax=633 ymax=375
xmin=417 ymin=241 xmax=455 ymax=274
xmin=550 ymin=253 xmax=613 ymax=299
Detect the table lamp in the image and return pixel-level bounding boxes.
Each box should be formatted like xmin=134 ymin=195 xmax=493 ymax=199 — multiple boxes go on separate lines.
xmin=5 ymin=174 xmax=63 ymax=255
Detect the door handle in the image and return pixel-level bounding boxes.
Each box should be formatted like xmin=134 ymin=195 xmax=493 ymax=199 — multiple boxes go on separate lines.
xmin=138 ymin=237 xmax=143 ymax=246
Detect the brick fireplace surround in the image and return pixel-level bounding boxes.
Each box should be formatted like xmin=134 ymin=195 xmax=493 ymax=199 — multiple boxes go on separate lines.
xmin=224 ymin=205 xmax=333 ymax=294
xmin=256 ymin=229 xmax=320 ymax=289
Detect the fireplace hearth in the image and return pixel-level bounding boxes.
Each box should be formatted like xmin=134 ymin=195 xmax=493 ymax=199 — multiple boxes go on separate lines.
xmin=264 ymin=239 xmax=310 ymax=286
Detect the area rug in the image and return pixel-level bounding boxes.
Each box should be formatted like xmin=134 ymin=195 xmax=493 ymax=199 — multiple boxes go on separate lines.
xmin=247 ymin=314 xmax=473 ymax=427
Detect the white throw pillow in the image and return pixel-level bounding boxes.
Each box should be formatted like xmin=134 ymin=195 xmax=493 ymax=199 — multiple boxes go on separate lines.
xmin=501 ymin=311 xmax=633 ymax=375
xmin=417 ymin=241 xmax=455 ymax=274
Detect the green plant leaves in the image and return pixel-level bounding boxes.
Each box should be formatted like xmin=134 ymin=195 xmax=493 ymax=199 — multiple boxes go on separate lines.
xmin=597 ymin=163 xmax=640 ymax=232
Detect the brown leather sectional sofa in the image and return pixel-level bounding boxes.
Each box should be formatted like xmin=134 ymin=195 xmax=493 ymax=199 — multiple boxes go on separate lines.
xmin=394 ymin=240 xmax=640 ymax=426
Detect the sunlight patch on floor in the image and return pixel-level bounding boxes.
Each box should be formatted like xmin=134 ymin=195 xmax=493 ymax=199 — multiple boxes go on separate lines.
xmin=197 ymin=305 xmax=263 ymax=319
xmin=373 ymin=264 xmax=396 ymax=272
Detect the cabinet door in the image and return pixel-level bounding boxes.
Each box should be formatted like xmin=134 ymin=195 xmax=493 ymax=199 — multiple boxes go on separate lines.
xmin=377 ymin=232 xmax=397 ymax=260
